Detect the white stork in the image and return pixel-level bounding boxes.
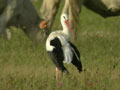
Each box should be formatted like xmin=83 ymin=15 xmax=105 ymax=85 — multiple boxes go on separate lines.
xmin=46 ymin=13 xmax=82 ymax=80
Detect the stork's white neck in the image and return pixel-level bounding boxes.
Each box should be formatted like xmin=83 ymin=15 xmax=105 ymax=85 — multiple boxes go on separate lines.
xmin=61 ymin=19 xmax=70 ymax=36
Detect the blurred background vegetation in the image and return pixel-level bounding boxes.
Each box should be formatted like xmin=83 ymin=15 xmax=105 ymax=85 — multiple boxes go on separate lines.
xmin=0 ymin=0 xmax=120 ymax=90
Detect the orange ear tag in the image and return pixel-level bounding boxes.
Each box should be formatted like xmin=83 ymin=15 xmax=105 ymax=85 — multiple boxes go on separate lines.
xmin=40 ymin=21 xmax=47 ymax=29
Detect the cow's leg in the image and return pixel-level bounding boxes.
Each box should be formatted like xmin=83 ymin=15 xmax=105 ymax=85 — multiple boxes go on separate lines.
xmin=5 ymin=28 xmax=12 ymax=40
xmin=0 ymin=0 xmax=16 ymax=34
xmin=62 ymin=0 xmax=69 ymax=14
xmin=69 ymin=0 xmax=84 ymax=41
xmin=40 ymin=0 xmax=61 ymax=30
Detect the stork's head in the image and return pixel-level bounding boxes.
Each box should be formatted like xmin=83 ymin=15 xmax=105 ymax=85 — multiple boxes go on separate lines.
xmin=61 ymin=13 xmax=69 ymax=22
xmin=61 ymin=13 xmax=72 ymax=32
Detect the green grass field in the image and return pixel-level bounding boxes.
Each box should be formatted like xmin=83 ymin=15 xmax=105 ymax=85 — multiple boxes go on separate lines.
xmin=0 ymin=0 xmax=120 ymax=90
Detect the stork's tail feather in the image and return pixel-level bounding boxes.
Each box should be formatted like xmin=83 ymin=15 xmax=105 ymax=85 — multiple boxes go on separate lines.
xmin=76 ymin=61 xmax=82 ymax=73
xmin=78 ymin=64 xmax=82 ymax=72
xmin=60 ymin=67 xmax=69 ymax=75
xmin=72 ymin=58 xmax=82 ymax=73
xmin=63 ymin=69 xmax=69 ymax=75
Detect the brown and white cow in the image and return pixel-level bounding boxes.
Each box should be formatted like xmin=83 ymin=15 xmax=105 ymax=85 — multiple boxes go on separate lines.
xmin=40 ymin=0 xmax=120 ymax=40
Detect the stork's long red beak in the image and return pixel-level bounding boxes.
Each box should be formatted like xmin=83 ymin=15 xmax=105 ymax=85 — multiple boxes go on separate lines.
xmin=65 ymin=20 xmax=72 ymax=32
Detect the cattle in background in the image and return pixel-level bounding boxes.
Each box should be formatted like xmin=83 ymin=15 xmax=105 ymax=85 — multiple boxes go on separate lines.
xmin=40 ymin=0 xmax=81 ymax=40
xmin=40 ymin=0 xmax=120 ymax=40
xmin=0 ymin=0 xmax=49 ymax=42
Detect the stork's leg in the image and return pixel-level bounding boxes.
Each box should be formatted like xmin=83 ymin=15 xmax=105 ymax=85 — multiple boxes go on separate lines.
xmin=58 ymin=71 xmax=64 ymax=87
xmin=56 ymin=68 xmax=64 ymax=87
xmin=56 ymin=67 xmax=59 ymax=80
xmin=60 ymin=71 xmax=63 ymax=79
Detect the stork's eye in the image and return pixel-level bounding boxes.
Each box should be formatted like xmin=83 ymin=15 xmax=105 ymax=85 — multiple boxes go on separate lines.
xmin=63 ymin=16 xmax=66 ymax=20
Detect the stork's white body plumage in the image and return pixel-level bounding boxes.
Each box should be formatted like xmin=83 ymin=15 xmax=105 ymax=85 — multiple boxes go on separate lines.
xmin=46 ymin=13 xmax=82 ymax=81
xmin=46 ymin=31 xmax=73 ymax=64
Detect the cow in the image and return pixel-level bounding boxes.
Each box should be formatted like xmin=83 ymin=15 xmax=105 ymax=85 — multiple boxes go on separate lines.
xmin=40 ymin=0 xmax=120 ymax=40
xmin=0 ymin=0 xmax=49 ymax=42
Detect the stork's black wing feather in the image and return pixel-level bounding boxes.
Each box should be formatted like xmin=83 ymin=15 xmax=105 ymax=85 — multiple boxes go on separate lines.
xmin=69 ymin=41 xmax=82 ymax=72
xmin=48 ymin=37 xmax=69 ymax=74
xmin=50 ymin=37 xmax=62 ymax=48
xmin=69 ymin=41 xmax=80 ymax=58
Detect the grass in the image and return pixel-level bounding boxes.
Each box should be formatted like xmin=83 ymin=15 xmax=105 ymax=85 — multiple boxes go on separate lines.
xmin=0 ymin=0 xmax=120 ymax=90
